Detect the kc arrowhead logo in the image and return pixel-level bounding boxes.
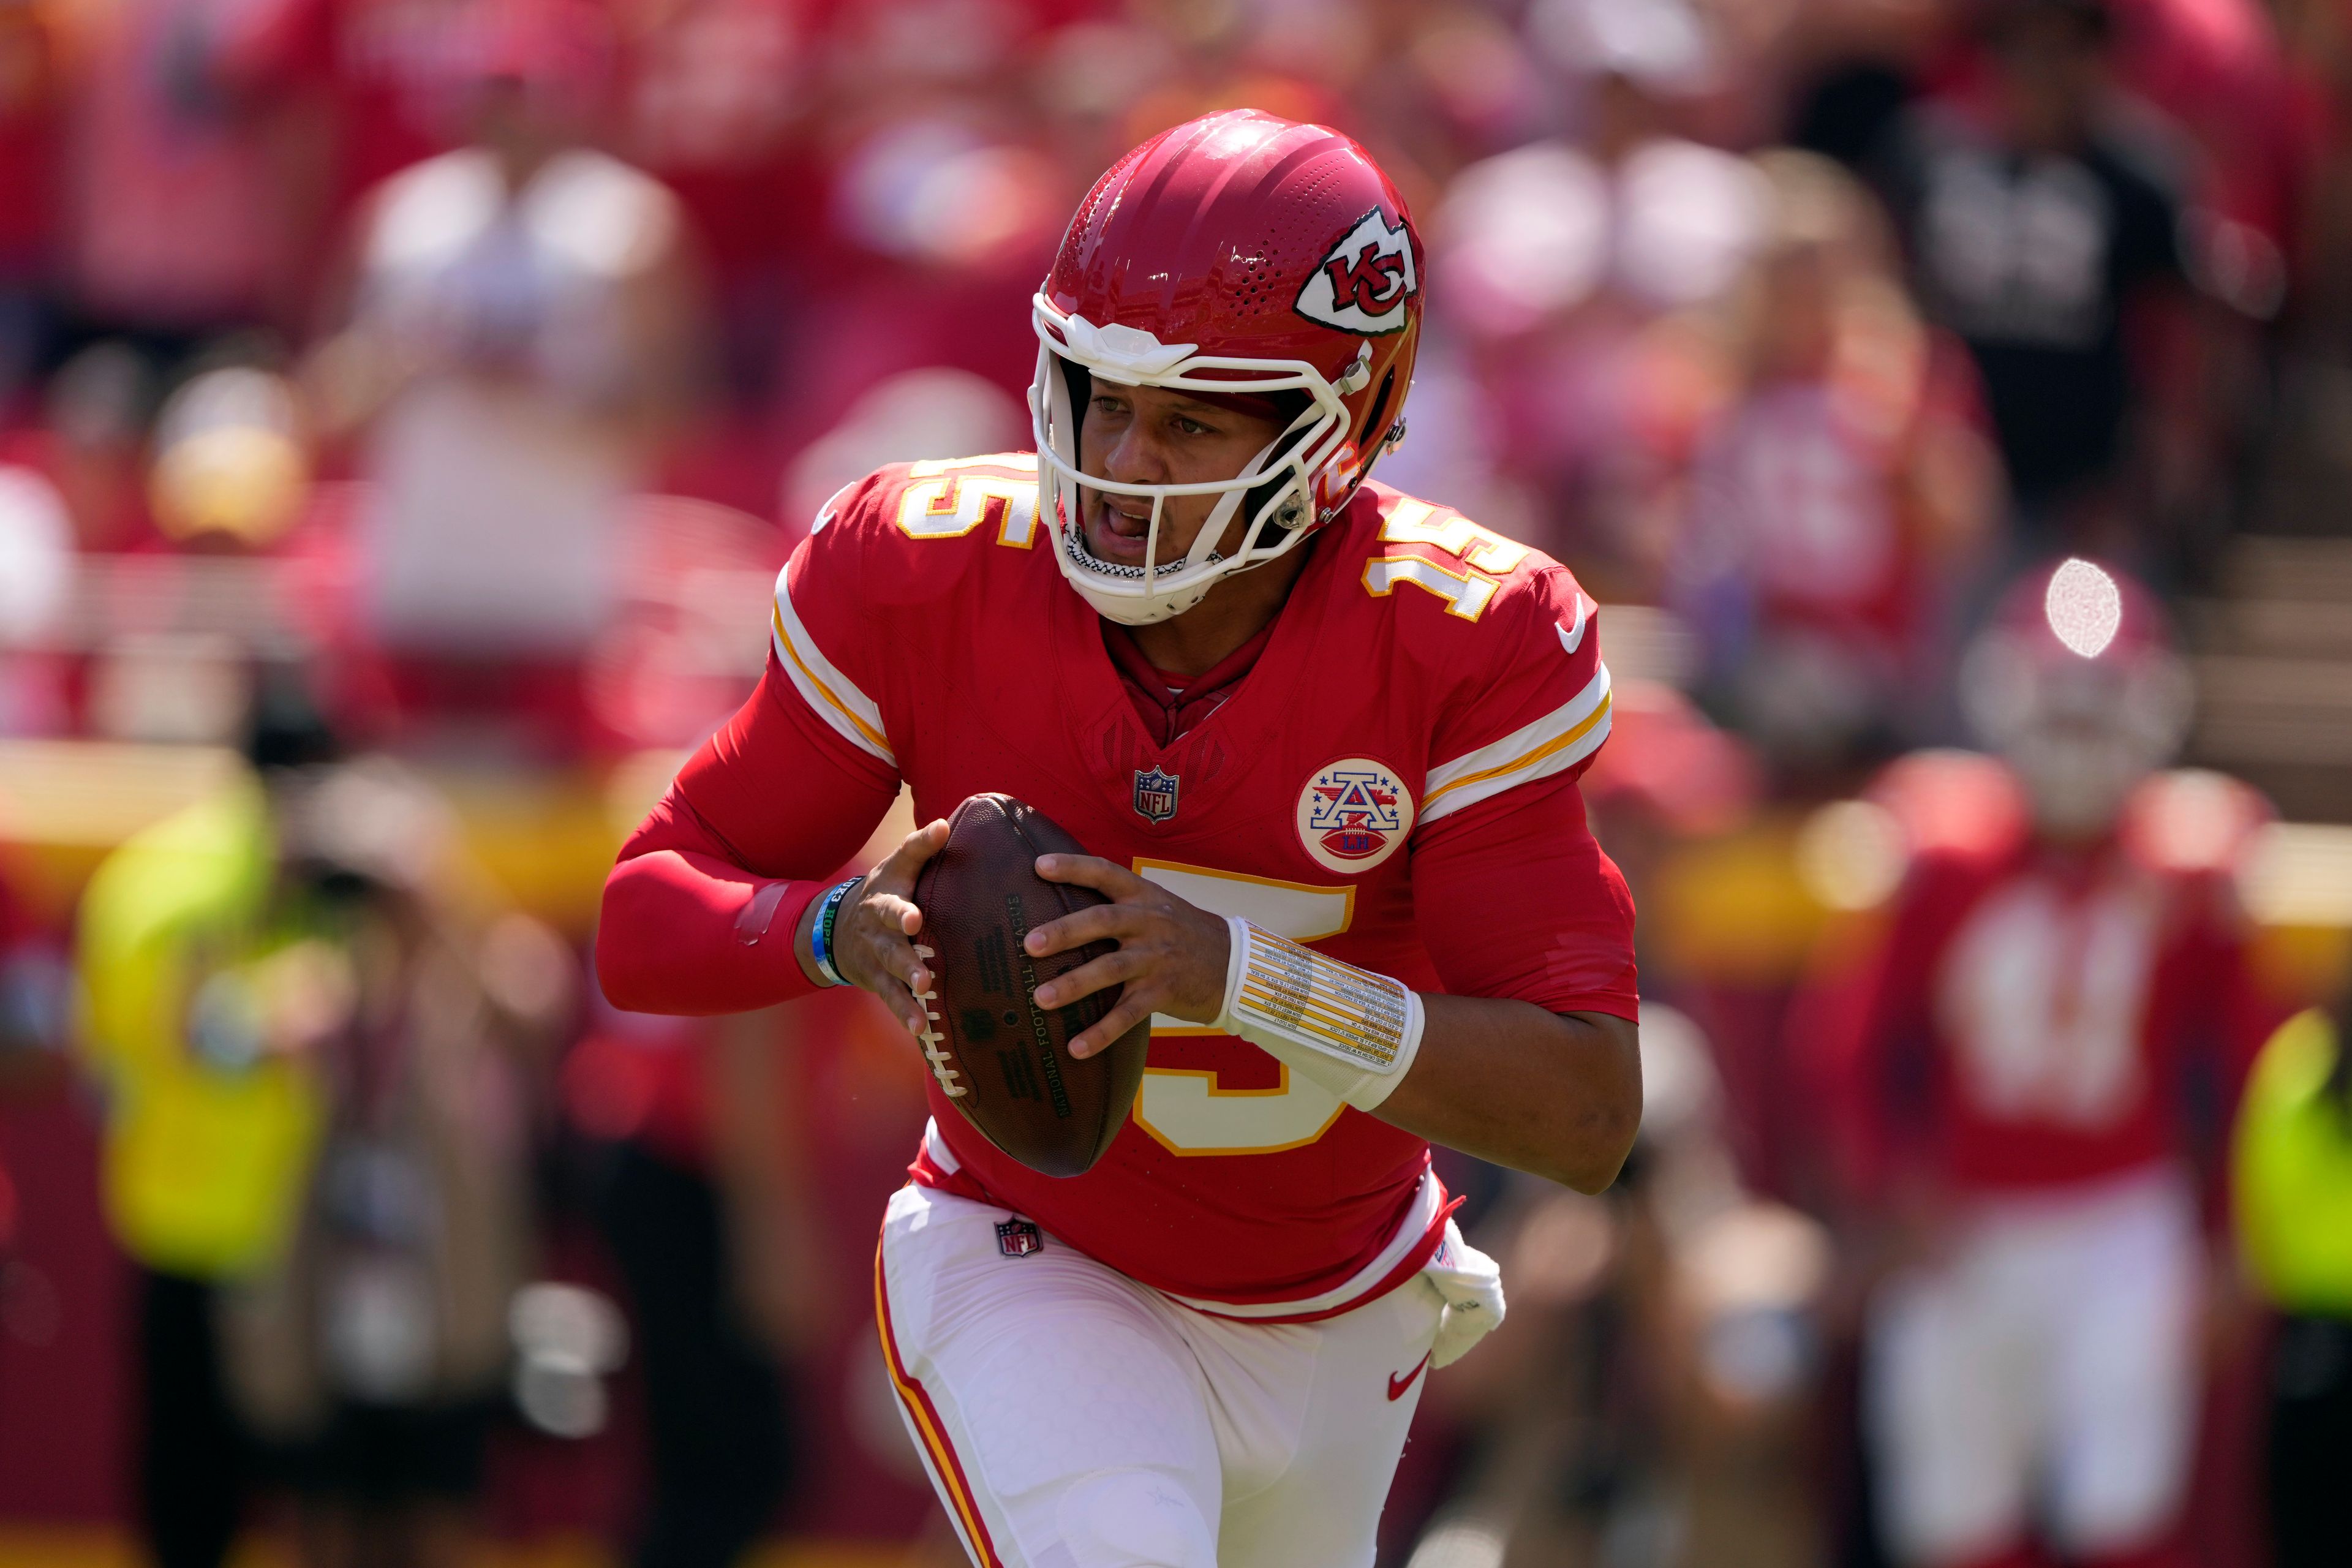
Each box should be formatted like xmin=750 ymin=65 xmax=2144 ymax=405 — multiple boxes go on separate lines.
xmin=1295 ymin=208 xmax=1419 ymax=335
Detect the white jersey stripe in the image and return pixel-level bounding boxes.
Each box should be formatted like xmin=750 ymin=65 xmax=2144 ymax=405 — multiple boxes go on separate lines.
xmin=919 ymin=1117 xmax=1443 ymax=1322
xmin=771 ymin=571 xmax=894 ymax=764
xmin=1163 ymin=1166 xmax=1445 ymax=1320
xmin=1420 ymin=663 xmax=1613 ymax=824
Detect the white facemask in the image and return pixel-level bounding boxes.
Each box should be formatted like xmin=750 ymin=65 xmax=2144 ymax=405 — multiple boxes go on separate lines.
xmin=1030 ymin=298 xmax=1357 ymax=625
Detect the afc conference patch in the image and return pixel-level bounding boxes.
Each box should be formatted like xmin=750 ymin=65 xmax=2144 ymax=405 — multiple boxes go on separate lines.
xmin=1297 ymin=756 xmax=1415 ymax=874
xmin=996 ymin=1219 xmax=1044 ymax=1258
xmin=1133 ymin=766 xmax=1180 ymax=824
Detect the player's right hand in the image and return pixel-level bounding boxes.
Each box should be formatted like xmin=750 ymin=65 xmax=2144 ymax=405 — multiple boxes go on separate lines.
xmin=827 ymin=819 xmax=951 ymax=1036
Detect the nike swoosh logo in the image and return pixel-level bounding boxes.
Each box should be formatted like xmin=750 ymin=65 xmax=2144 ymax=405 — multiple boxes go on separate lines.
xmin=1387 ymin=1352 xmax=1433 ymax=1402
xmin=810 ymin=479 xmax=858 ymax=535
xmin=1557 ymin=595 xmax=1589 ymax=655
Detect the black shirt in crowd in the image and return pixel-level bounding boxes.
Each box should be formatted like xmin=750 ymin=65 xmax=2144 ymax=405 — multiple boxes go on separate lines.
xmin=1874 ymin=105 xmax=2189 ymax=509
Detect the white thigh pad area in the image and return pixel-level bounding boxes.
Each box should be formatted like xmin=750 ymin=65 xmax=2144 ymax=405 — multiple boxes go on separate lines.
xmin=878 ymin=1183 xmax=1448 ymax=1568
xmin=1049 ymin=1469 xmax=1220 ymax=1568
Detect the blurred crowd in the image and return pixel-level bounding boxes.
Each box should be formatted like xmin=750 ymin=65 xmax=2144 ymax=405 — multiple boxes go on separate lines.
xmin=2 ymin=0 xmax=2352 ymax=1564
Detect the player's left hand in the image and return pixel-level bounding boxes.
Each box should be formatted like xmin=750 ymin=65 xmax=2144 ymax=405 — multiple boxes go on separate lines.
xmin=1025 ymin=856 xmax=1229 ymax=1058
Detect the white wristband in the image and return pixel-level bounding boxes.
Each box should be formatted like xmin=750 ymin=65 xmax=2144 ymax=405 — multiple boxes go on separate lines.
xmin=1213 ymin=917 xmax=1424 ymax=1112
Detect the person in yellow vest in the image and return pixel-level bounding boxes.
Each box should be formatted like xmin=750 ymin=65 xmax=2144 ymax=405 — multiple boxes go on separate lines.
xmin=75 ymin=686 xmax=338 ymax=1568
xmin=2233 ymin=996 xmax=2352 ymax=1568
xmin=79 ymin=679 xmax=554 ymax=1568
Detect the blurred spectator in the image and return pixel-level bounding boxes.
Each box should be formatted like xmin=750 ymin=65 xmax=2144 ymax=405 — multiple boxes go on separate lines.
xmin=2248 ymin=0 xmax=2352 ymax=533
xmin=579 ymin=494 xmax=785 ymax=751
xmin=148 ymin=364 xmax=312 ymax=549
xmin=1672 ymin=150 xmax=1996 ymax=777
xmin=74 ymin=666 xmax=335 ymax=1568
xmin=779 ymin=367 xmax=1026 ymax=530
xmin=0 ymin=462 xmax=71 ymax=731
xmin=1807 ymin=558 xmax=2266 ymax=1568
xmin=216 ymin=760 xmax=557 ymax=1568
xmin=0 ymin=829 xmax=67 ymax=1079
xmin=2106 ymin=0 xmax=2300 ymax=253
xmin=0 ymin=462 xmax=72 ymax=742
xmin=1869 ymin=0 xmax=2196 ymax=553
xmin=73 ymin=669 xmax=556 ymax=1568
xmin=0 ymin=835 xmax=67 ymax=1348
xmin=323 ymin=0 xmax=539 ymax=214
xmin=1782 ymin=0 xmax=1947 ymax=170
xmin=1431 ymin=2 xmax=1767 ymax=592
xmin=569 ymin=1000 xmax=818 ymax=1568
xmin=1627 ymin=1006 xmax=1834 ymax=1568
xmin=54 ymin=0 xmax=330 ymax=349
xmin=1580 ymin=680 xmax=1842 ymax=1197
xmin=775 ymin=99 xmax=1061 ymax=452
xmin=1099 ymin=1 xmax=1357 ymax=162
xmin=0 ymin=0 xmax=58 ymax=410
xmin=615 ymin=0 xmax=812 ymax=408
xmin=2231 ymin=995 xmax=2352 ymax=1568
xmin=1582 ymin=678 xmax=1762 ymax=945
xmin=1403 ymin=1005 xmax=1831 ymax=1568
xmin=310 ymin=0 xmax=701 ymax=707
xmin=567 ymin=796 xmax=921 ymax=1567
xmin=8 ymin=339 xmax=156 ymax=551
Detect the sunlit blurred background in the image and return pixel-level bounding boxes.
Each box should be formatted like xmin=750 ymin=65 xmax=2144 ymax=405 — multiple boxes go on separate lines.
xmin=1 ymin=0 xmax=2350 ymax=1564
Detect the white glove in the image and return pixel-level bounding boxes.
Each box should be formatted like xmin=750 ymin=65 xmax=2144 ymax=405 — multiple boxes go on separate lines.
xmin=1424 ymin=1217 xmax=1506 ymax=1369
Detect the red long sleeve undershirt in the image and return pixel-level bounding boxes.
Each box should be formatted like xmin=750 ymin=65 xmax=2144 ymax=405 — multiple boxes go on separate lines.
xmin=597 ymin=658 xmax=899 ymax=1016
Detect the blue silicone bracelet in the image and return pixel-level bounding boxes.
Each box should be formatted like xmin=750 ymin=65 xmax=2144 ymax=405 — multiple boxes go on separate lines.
xmin=810 ymin=876 xmax=861 ymax=987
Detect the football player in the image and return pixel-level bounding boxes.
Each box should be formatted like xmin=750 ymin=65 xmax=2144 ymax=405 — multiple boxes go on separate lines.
xmin=597 ymin=110 xmax=1643 ymax=1568
xmin=1815 ymin=558 xmax=2264 ymax=1568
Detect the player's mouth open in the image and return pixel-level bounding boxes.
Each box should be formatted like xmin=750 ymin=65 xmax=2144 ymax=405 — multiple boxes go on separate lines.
xmin=1085 ymin=493 xmax=1158 ymax=565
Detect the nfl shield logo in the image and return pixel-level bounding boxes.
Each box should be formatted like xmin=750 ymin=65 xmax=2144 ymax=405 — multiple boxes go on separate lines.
xmin=995 ymin=1219 xmax=1043 ymax=1257
xmin=1133 ymin=767 xmax=1180 ymax=824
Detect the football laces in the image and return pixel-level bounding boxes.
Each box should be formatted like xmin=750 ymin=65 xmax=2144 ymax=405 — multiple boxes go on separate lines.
xmin=910 ymin=944 xmax=965 ymax=1097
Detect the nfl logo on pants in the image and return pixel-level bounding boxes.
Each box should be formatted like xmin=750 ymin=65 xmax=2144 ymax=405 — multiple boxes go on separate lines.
xmin=1133 ymin=767 xmax=1180 ymax=823
xmin=996 ymin=1219 xmax=1043 ymax=1257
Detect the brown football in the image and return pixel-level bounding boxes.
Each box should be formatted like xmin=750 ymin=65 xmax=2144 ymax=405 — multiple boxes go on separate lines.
xmin=909 ymin=794 xmax=1150 ymax=1177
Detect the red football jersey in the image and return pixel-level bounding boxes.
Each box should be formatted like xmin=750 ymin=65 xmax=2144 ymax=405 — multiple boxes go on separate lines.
xmin=1828 ymin=799 xmax=2260 ymax=1196
xmin=606 ymin=453 xmax=1638 ymax=1313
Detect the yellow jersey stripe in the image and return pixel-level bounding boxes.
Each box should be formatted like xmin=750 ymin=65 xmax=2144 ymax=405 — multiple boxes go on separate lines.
xmin=770 ymin=598 xmax=894 ymax=763
xmin=1425 ymin=691 xmax=1612 ymax=809
xmin=1421 ymin=663 xmax=1613 ymax=824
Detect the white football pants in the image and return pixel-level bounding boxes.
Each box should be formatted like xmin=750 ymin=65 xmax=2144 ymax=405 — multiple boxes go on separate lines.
xmin=875 ymin=1182 xmax=1455 ymax=1568
xmin=1865 ymin=1164 xmax=2203 ymax=1566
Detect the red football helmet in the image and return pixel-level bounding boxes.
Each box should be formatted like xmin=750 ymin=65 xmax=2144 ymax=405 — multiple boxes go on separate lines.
xmin=1032 ymin=110 xmax=1423 ymax=624
xmin=1959 ymin=557 xmax=2193 ymax=837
